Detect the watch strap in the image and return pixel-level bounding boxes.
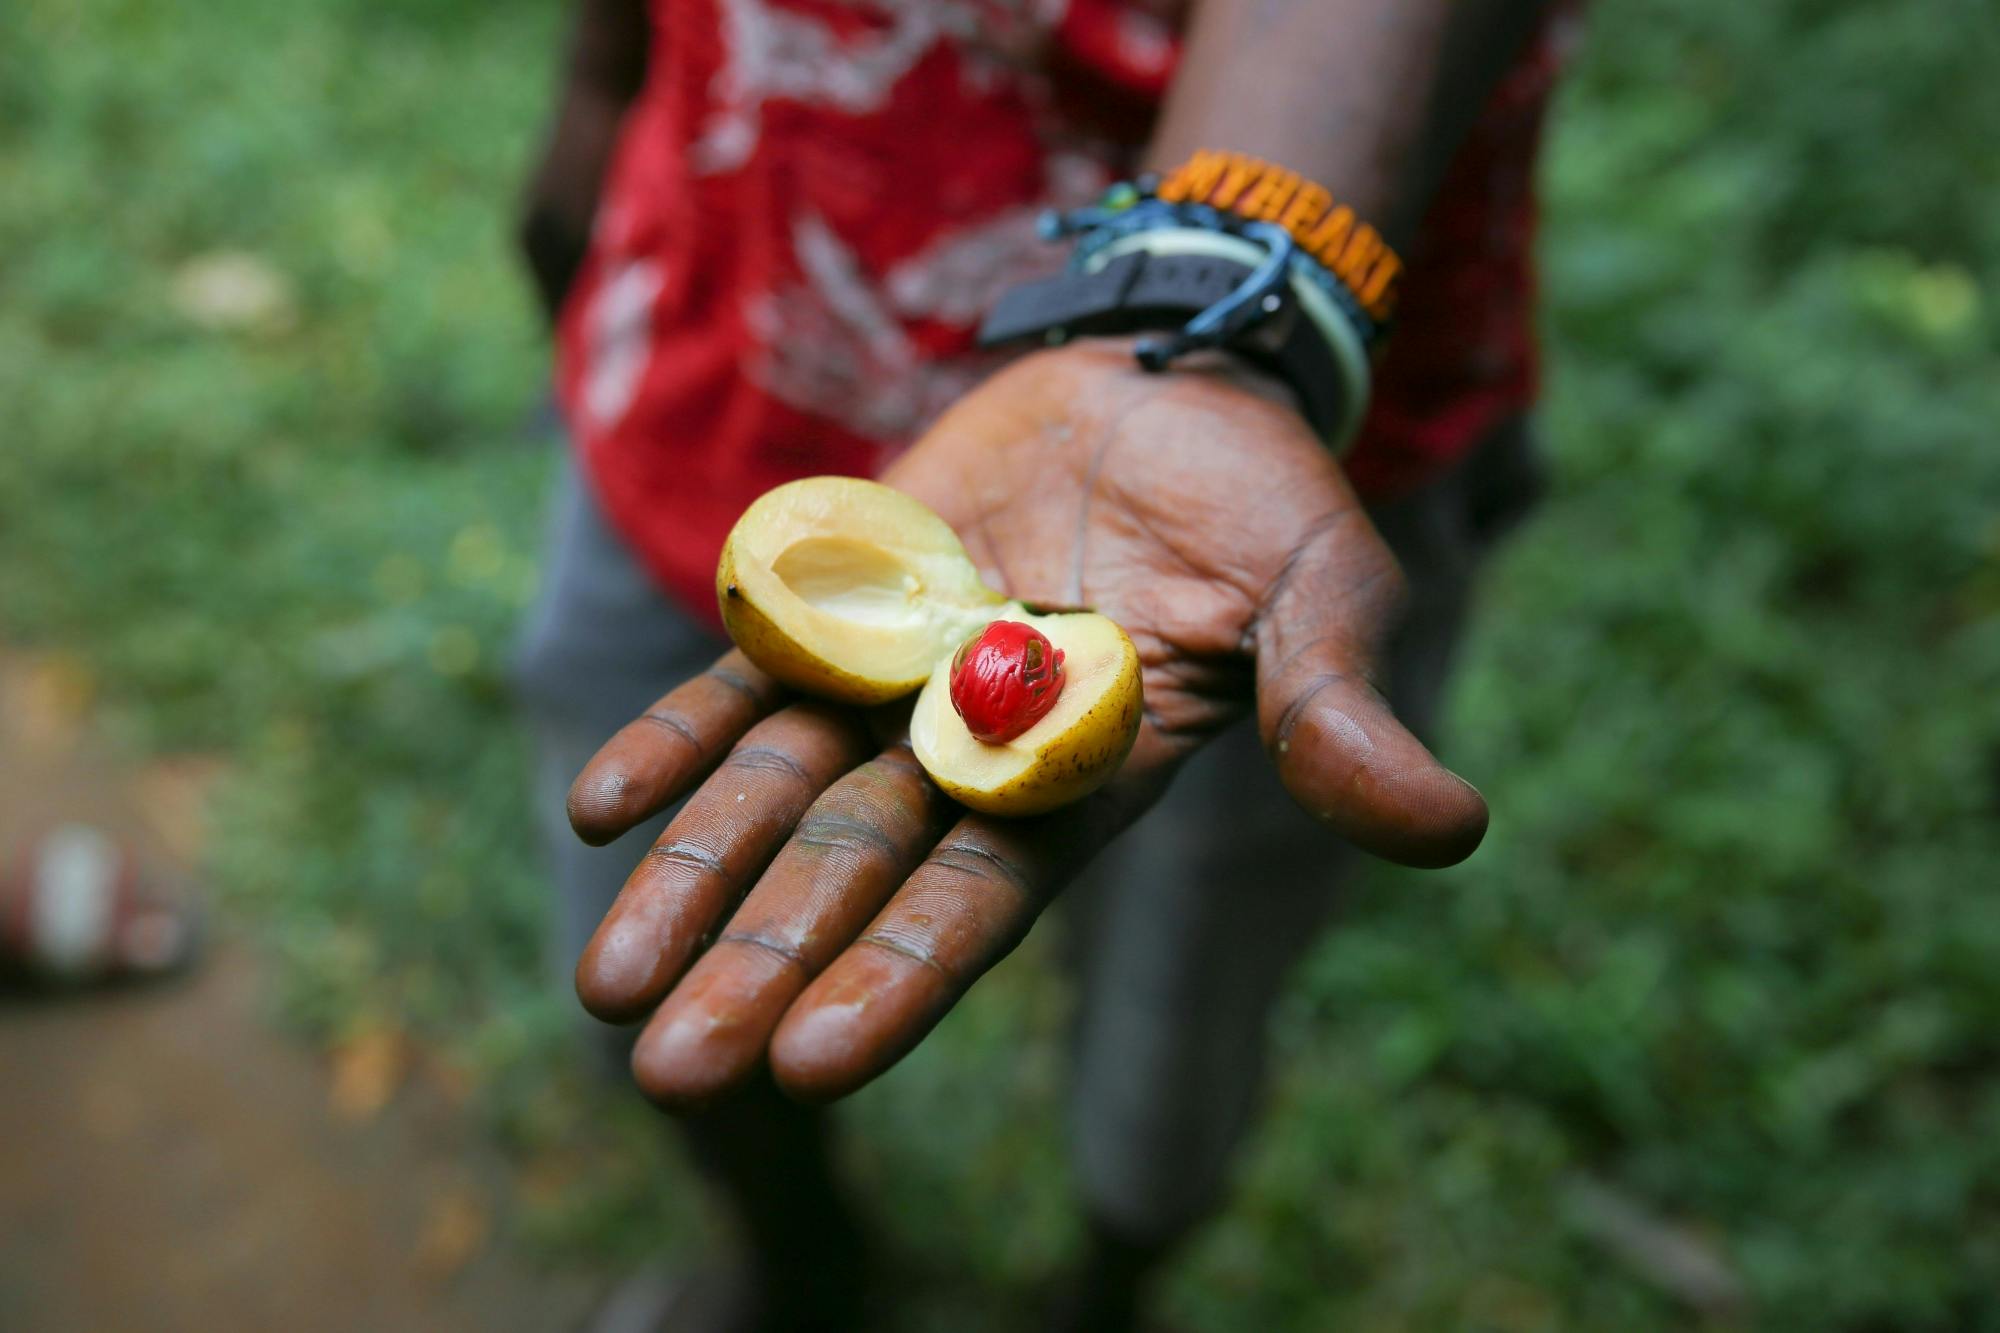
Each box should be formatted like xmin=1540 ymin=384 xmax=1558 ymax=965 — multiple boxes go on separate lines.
xmin=977 ymin=249 xmax=1352 ymax=447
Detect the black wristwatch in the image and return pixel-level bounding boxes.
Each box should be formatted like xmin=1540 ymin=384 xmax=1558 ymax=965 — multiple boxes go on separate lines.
xmin=977 ymin=245 xmax=1359 ymax=448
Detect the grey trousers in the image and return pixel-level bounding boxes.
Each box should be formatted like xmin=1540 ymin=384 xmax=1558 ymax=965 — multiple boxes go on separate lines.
xmin=513 ymin=424 xmax=1539 ymax=1241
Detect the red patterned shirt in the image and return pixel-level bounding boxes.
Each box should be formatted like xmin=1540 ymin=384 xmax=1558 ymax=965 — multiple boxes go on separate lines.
xmin=556 ymin=0 xmax=1581 ymax=622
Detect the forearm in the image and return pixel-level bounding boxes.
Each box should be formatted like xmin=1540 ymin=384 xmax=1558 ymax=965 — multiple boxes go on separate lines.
xmin=1148 ymin=0 xmax=1549 ymax=246
xmin=519 ymin=0 xmax=651 ymax=322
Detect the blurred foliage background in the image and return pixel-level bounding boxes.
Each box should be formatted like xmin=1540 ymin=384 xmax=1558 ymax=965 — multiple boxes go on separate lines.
xmin=3 ymin=0 xmax=1998 ymax=1328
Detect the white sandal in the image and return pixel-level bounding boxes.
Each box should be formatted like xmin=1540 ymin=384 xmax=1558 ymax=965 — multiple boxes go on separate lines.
xmin=1 ymin=824 xmax=202 ymax=986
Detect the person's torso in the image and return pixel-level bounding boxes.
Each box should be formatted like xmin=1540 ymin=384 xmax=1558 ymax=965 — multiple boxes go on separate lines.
xmin=556 ymin=0 xmax=1577 ymax=620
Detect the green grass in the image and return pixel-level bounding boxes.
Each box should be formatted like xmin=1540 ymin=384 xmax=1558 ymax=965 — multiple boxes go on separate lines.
xmin=5 ymin=0 xmax=1999 ymax=1328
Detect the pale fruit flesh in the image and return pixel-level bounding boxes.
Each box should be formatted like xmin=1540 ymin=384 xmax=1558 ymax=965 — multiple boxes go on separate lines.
xmin=717 ymin=477 xmax=1002 ymax=704
xmin=910 ymin=610 xmax=1142 ymax=817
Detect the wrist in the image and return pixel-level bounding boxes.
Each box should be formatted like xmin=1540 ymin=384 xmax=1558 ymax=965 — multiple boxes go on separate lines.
xmin=1206 ymin=346 xmax=1309 ymax=420
xmin=1039 ymin=336 xmax=1316 ymax=440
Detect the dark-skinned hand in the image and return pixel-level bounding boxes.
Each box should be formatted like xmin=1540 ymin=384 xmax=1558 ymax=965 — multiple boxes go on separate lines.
xmin=566 ymin=339 xmax=1488 ymax=1109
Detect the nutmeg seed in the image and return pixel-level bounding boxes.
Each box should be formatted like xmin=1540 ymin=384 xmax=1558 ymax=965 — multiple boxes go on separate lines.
xmin=948 ymin=620 xmax=1066 ymax=744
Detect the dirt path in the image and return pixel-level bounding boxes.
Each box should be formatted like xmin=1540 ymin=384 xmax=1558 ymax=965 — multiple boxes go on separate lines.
xmin=0 ymin=652 xmax=598 ymax=1332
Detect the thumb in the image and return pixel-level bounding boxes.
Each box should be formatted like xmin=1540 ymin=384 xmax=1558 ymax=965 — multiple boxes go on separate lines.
xmin=1253 ymin=518 xmax=1488 ymax=868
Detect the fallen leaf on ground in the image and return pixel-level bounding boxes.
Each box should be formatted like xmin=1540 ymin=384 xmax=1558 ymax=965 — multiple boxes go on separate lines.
xmin=132 ymin=754 xmax=228 ymax=864
xmin=328 ymin=1026 xmax=408 ymax=1124
xmin=415 ymin=1183 xmax=491 ymax=1280
xmin=0 ymin=652 xmax=97 ymax=755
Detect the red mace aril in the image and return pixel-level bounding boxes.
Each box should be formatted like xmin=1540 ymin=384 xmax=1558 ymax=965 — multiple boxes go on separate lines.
xmin=949 ymin=620 xmax=1066 ymax=744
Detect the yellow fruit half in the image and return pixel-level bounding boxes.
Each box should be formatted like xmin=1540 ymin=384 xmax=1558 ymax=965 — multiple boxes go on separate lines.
xmin=909 ymin=610 xmax=1142 ymax=817
xmin=718 ymin=477 xmax=1004 ymax=705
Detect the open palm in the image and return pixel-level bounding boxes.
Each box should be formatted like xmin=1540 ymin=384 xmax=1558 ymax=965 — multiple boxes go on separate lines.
xmin=566 ymin=340 xmax=1487 ymax=1107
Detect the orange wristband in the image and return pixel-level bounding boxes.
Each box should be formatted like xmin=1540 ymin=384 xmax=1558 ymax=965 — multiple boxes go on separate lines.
xmin=1155 ymin=150 xmax=1403 ymax=325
